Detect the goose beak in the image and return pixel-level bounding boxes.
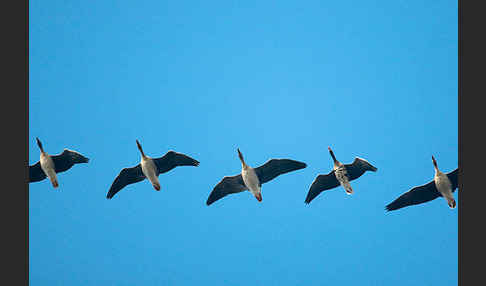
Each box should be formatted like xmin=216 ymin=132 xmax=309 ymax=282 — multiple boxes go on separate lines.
xmin=255 ymin=193 xmax=262 ymax=202
xmin=36 ymin=137 xmax=43 ymax=150
xmin=237 ymin=148 xmax=245 ymax=165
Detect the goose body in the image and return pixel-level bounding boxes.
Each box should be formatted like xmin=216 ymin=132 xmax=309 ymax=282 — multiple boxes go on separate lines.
xmin=206 ymin=148 xmax=306 ymax=205
xmin=141 ymin=155 xmax=161 ymax=191
xmin=434 ymin=165 xmax=455 ymax=208
xmin=29 ymin=137 xmax=89 ymax=188
xmin=240 ymin=150 xmax=262 ymax=201
xmin=305 ymin=147 xmax=377 ymax=204
xmin=333 ymin=162 xmax=353 ymax=195
xmin=106 ymin=140 xmax=199 ymax=199
xmin=39 ymin=150 xmax=58 ymax=188
xmin=385 ymin=156 xmax=458 ymax=211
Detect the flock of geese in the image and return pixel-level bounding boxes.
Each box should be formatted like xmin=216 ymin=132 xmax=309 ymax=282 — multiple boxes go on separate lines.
xmin=29 ymin=137 xmax=459 ymax=211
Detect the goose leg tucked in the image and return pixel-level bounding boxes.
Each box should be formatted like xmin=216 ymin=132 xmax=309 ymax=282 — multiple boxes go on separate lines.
xmin=446 ymin=197 xmax=456 ymax=209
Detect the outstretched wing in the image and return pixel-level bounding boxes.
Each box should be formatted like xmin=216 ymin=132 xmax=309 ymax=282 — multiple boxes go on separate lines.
xmin=344 ymin=157 xmax=377 ymax=181
xmin=51 ymin=149 xmax=89 ymax=173
xmin=254 ymin=159 xmax=307 ymax=185
xmin=153 ymin=151 xmax=200 ymax=175
xmin=385 ymin=181 xmax=441 ymax=211
xmin=29 ymin=161 xmax=47 ymax=183
xmin=107 ymin=165 xmax=146 ymax=199
xmin=305 ymin=171 xmax=341 ymax=204
xmin=206 ymin=174 xmax=247 ymax=206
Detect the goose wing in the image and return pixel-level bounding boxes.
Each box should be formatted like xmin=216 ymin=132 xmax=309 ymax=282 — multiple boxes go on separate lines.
xmin=254 ymin=159 xmax=307 ymax=185
xmin=51 ymin=149 xmax=89 ymax=173
xmin=153 ymin=151 xmax=200 ymax=175
xmin=29 ymin=161 xmax=47 ymax=183
xmin=107 ymin=165 xmax=146 ymax=199
xmin=305 ymin=171 xmax=340 ymax=204
xmin=344 ymin=157 xmax=377 ymax=181
xmin=206 ymin=174 xmax=247 ymax=206
xmin=385 ymin=180 xmax=441 ymax=211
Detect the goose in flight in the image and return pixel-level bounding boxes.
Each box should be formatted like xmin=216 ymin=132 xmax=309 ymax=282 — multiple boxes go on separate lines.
xmin=385 ymin=156 xmax=458 ymax=211
xmin=29 ymin=137 xmax=89 ymax=188
xmin=107 ymin=140 xmax=200 ymax=199
xmin=305 ymin=147 xmax=377 ymax=204
xmin=206 ymin=148 xmax=307 ymax=206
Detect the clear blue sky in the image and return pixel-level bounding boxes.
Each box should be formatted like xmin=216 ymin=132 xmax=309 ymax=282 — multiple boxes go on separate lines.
xmin=29 ymin=1 xmax=457 ymax=285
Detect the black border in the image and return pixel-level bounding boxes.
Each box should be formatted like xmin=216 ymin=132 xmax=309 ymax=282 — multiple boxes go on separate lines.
xmin=3 ymin=0 xmax=28 ymax=285
xmin=458 ymin=1 xmax=484 ymax=285
xmin=458 ymin=0 xmax=462 ymax=284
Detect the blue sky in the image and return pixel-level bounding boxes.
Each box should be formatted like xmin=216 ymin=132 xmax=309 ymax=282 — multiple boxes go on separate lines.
xmin=29 ymin=1 xmax=457 ymax=285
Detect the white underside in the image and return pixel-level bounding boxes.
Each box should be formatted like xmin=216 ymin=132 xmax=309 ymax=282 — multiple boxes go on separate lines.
xmin=435 ymin=171 xmax=455 ymax=208
xmin=242 ymin=166 xmax=261 ymax=196
xmin=40 ymin=153 xmax=58 ymax=185
xmin=141 ymin=157 xmax=160 ymax=189
xmin=334 ymin=164 xmax=353 ymax=194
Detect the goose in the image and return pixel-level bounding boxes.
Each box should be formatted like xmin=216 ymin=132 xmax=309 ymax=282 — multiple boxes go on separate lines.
xmin=106 ymin=140 xmax=200 ymax=199
xmin=206 ymin=148 xmax=307 ymax=206
xmin=385 ymin=156 xmax=458 ymax=211
xmin=304 ymin=147 xmax=377 ymax=204
xmin=29 ymin=137 xmax=89 ymax=188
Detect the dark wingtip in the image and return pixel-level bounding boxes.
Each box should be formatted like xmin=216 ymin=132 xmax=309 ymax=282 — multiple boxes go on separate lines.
xmin=304 ymin=193 xmax=313 ymax=204
xmin=295 ymin=161 xmax=307 ymax=170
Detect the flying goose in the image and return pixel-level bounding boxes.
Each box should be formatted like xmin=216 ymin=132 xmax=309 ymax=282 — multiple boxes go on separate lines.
xmin=106 ymin=140 xmax=200 ymax=199
xmin=29 ymin=137 xmax=89 ymax=188
xmin=305 ymin=147 xmax=377 ymax=204
xmin=385 ymin=156 xmax=458 ymax=211
xmin=206 ymin=148 xmax=307 ymax=206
